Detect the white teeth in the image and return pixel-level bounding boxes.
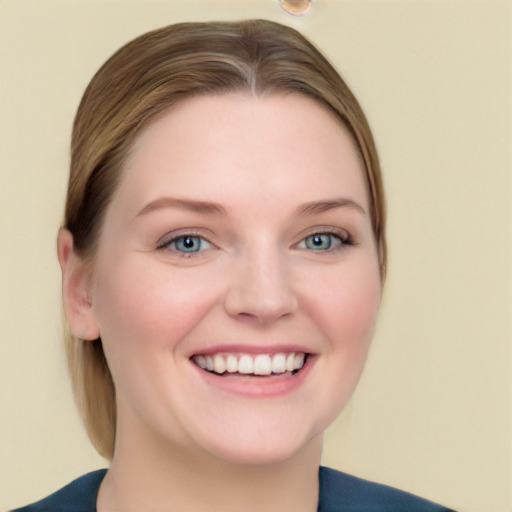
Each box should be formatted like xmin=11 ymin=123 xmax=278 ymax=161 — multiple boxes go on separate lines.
xmin=195 ymin=355 xmax=207 ymax=369
xmin=213 ymin=354 xmax=226 ymax=374
xmin=271 ymin=353 xmax=287 ymax=374
xmin=294 ymin=353 xmax=305 ymax=370
xmin=238 ymin=355 xmax=254 ymax=374
xmin=226 ymin=354 xmax=238 ymax=373
xmin=193 ymin=352 xmax=307 ymax=376
xmin=254 ymin=354 xmax=272 ymax=375
xmin=286 ymin=353 xmax=295 ymax=372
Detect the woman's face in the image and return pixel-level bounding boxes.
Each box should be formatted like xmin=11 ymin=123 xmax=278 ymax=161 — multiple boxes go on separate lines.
xmin=86 ymin=94 xmax=381 ymax=465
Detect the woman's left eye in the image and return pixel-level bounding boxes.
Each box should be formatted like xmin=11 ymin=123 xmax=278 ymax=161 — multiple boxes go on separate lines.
xmin=161 ymin=235 xmax=212 ymax=254
xmin=298 ymin=232 xmax=348 ymax=251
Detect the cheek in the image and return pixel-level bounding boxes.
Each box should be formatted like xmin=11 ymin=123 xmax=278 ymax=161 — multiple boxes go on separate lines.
xmin=288 ymin=257 xmax=381 ymax=437
xmin=307 ymin=258 xmax=381 ymax=349
xmin=92 ymin=259 xmax=220 ymax=359
xmin=90 ymin=260 xmax=224 ymax=425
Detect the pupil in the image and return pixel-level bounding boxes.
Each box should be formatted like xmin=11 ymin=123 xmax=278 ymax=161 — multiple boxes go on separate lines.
xmin=306 ymin=234 xmax=331 ymax=250
xmin=177 ymin=236 xmax=200 ymax=252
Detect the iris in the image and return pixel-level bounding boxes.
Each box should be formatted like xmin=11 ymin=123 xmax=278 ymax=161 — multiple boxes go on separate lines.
xmin=174 ymin=236 xmax=203 ymax=253
xmin=305 ymin=234 xmax=334 ymax=250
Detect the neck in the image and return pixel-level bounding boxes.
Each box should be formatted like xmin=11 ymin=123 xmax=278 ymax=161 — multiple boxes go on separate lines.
xmin=97 ymin=427 xmax=322 ymax=512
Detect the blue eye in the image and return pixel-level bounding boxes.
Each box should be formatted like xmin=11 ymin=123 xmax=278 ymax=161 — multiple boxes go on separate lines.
xmin=167 ymin=235 xmax=211 ymax=253
xmin=305 ymin=234 xmax=334 ymax=250
xmin=301 ymin=232 xmax=347 ymax=251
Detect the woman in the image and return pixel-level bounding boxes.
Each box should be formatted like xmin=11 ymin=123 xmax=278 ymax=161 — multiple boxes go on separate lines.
xmin=13 ymin=19 xmax=454 ymax=512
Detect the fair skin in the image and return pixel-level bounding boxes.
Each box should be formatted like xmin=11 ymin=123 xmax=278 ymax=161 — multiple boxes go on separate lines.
xmin=58 ymin=93 xmax=381 ymax=512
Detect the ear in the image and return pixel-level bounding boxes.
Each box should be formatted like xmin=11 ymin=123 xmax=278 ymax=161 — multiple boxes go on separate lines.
xmin=57 ymin=229 xmax=100 ymax=341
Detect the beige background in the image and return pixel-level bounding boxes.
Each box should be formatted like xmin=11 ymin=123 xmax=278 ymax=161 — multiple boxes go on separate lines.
xmin=0 ymin=1 xmax=510 ymax=511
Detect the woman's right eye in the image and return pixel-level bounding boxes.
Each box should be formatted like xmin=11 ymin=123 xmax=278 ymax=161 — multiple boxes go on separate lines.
xmin=159 ymin=235 xmax=212 ymax=254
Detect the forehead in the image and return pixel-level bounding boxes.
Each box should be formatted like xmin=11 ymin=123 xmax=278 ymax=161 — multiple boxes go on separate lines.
xmin=116 ymin=93 xmax=368 ymax=214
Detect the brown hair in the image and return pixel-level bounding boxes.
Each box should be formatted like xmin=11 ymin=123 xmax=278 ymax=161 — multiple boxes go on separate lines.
xmin=63 ymin=19 xmax=386 ymax=459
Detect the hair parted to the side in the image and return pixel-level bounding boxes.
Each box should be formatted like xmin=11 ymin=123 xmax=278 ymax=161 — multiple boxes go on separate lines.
xmin=63 ymin=19 xmax=386 ymax=460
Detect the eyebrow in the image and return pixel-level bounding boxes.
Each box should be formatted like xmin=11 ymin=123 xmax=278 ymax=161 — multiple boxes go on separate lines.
xmin=136 ymin=196 xmax=366 ymax=219
xmin=136 ymin=197 xmax=228 ymax=217
xmin=295 ymin=198 xmax=367 ymax=216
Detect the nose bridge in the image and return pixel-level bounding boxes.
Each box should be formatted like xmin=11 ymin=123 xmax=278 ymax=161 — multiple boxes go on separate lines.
xmin=224 ymin=236 xmax=298 ymax=323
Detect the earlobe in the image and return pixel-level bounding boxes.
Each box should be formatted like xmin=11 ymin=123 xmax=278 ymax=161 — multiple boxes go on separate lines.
xmin=57 ymin=229 xmax=100 ymax=341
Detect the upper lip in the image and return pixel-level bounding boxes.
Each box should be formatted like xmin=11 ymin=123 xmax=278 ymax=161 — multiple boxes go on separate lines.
xmin=187 ymin=344 xmax=313 ymax=358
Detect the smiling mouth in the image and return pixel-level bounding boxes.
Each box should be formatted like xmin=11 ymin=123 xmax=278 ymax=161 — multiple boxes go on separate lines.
xmin=191 ymin=352 xmax=307 ymax=377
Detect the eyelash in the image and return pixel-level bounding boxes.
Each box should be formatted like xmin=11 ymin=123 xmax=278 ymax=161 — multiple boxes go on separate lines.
xmin=297 ymin=229 xmax=352 ymax=253
xmin=156 ymin=232 xmax=213 ymax=257
xmin=156 ymin=229 xmax=353 ymax=257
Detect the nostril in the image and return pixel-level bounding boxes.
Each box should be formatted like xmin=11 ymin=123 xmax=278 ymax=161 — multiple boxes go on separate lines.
xmin=236 ymin=307 xmax=295 ymax=325
xmin=238 ymin=312 xmax=258 ymax=321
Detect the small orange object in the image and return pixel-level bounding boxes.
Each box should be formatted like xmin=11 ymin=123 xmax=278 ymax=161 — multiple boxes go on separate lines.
xmin=279 ymin=0 xmax=313 ymax=17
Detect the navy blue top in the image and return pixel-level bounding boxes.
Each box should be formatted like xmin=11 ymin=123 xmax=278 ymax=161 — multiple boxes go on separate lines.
xmin=11 ymin=466 xmax=455 ymax=511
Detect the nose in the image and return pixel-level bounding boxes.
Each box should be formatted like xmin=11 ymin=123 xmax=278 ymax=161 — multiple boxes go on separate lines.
xmin=223 ymin=244 xmax=298 ymax=324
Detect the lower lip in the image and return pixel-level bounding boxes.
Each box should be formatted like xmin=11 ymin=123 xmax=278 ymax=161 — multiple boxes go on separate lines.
xmin=191 ymin=355 xmax=315 ymax=398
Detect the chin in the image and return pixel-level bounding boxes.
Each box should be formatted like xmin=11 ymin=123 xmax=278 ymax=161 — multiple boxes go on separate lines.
xmin=193 ymin=420 xmax=324 ymax=467
xmin=206 ymin=441 xmax=314 ymax=467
